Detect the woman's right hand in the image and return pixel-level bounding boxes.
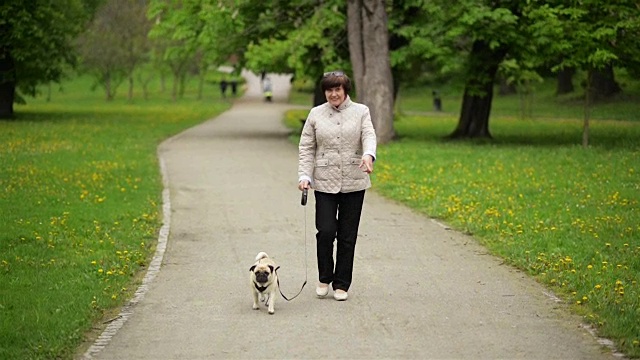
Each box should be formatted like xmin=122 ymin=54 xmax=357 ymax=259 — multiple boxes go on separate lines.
xmin=298 ymin=180 xmax=310 ymax=191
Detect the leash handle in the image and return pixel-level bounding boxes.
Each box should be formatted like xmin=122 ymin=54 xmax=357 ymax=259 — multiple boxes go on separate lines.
xmin=301 ymin=188 xmax=308 ymax=206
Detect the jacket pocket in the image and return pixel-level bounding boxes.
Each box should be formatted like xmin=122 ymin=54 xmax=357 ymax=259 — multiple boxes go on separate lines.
xmin=347 ymin=158 xmax=367 ymax=179
xmin=314 ymin=158 xmax=331 ymax=180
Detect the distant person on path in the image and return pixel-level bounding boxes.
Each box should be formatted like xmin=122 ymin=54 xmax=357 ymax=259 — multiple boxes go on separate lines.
xmin=230 ymin=79 xmax=238 ymax=96
xmin=297 ymin=71 xmax=377 ymax=302
xmin=263 ymin=76 xmax=273 ymax=102
xmin=220 ymin=79 xmax=228 ymax=98
xmin=432 ymin=90 xmax=442 ymax=111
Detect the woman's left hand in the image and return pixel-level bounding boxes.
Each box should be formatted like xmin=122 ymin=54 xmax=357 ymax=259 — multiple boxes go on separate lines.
xmin=359 ymin=155 xmax=374 ymax=174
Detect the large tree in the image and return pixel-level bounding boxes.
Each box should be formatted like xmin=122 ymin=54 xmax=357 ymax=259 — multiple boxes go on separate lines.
xmin=451 ymin=2 xmax=521 ymax=139
xmin=348 ymin=0 xmax=395 ymax=143
xmin=0 ymin=0 xmax=99 ymax=118
xmin=388 ymin=0 xmax=521 ymax=139
xmin=76 ymin=0 xmax=151 ymax=101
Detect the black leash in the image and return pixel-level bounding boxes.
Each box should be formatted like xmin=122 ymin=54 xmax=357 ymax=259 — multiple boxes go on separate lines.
xmin=276 ymin=188 xmax=309 ymax=301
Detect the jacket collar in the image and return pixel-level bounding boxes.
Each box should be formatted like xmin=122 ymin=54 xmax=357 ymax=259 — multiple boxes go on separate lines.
xmin=329 ymin=95 xmax=352 ymax=111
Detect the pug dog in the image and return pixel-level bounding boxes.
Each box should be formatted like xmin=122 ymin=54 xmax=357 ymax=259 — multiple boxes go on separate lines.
xmin=249 ymin=252 xmax=280 ymax=314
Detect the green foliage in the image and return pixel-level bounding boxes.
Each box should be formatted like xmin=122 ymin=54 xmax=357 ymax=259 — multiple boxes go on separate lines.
xmin=0 ymin=0 xmax=93 ymax=95
xmin=526 ymin=0 xmax=640 ymax=72
xmin=147 ymin=0 xmax=244 ymax=99
xmin=240 ymin=0 xmax=349 ymax=82
xmin=148 ymin=1 xmax=201 ymax=66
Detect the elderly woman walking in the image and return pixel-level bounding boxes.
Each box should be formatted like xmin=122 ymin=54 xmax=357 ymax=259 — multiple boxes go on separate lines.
xmin=297 ymin=71 xmax=377 ymax=301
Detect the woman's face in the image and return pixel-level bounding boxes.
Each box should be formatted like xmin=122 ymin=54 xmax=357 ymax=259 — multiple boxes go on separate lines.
xmin=325 ymin=86 xmax=346 ymax=107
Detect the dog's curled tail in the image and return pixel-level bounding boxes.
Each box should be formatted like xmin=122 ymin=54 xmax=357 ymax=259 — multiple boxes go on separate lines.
xmin=255 ymin=252 xmax=269 ymax=261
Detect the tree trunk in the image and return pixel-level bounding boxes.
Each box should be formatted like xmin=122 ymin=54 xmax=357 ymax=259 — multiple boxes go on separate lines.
xmin=453 ymin=87 xmax=494 ymax=138
xmin=105 ymin=73 xmax=114 ymax=101
xmin=0 ymin=53 xmax=16 ymax=119
xmin=588 ymin=64 xmax=621 ymax=100
xmin=556 ymin=67 xmax=574 ymax=95
xmin=347 ymin=0 xmax=365 ymax=103
xmin=347 ymin=0 xmax=395 ymax=144
xmin=449 ymin=40 xmax=506 ymax=139
xmin=128 ymin=75 xmax=134 ymax=101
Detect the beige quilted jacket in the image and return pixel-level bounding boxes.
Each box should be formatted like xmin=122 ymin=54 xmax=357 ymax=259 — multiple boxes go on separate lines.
xmin=298 ymin=96 xmax=377 ymax=193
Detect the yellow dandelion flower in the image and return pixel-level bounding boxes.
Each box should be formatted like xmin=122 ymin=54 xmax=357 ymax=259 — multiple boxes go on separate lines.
xmin=595 ymin=284 xmax=602 ymax=290
xmin=98 ymin=269 xmax=104 ymax=273
xmin=91 ymin=260 xmax=97 ymax=265
xmin=587 ymin=264 xmax=593 ymax=269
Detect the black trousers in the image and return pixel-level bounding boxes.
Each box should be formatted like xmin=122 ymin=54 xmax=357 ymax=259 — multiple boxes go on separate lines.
xmin=314 ymin=190 xmax=365 ymax=291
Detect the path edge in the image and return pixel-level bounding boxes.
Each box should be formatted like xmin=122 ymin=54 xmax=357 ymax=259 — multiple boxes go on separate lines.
xmin=81 ymin=152 xmax=172 ymax=359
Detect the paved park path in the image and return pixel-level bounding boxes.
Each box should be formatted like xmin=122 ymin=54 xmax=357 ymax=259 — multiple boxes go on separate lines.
xmin=82 ymin=71 xmax=619 ymax=359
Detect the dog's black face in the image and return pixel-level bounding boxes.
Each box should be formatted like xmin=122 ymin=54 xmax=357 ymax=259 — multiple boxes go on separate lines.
xmin=254 ymin=271 xmax=270 ymax=283
xmin=250 ymin=265 xmax=274 ymax=284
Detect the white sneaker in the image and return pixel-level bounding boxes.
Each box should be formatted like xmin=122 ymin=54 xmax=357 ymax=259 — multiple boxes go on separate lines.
xmin=316 ymin=284 xmax=329 ymax=297
xmin=333 ymin=290 xmax=348 ymax=301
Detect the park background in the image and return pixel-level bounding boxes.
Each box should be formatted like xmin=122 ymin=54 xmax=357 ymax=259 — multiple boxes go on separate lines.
xmin=1 ymin=0 xmax=639 ymax=359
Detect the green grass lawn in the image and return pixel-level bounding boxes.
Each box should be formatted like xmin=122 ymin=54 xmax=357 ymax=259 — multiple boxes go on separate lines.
xmin=0 ymin=75 xmax=231 ymax=359
xmin=286 ymin=76 xmax=640 ymax=357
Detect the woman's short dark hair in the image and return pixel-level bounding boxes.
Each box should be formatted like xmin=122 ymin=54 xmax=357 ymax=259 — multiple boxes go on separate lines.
xmin=321 ymin=71 xmax=351 ymax=93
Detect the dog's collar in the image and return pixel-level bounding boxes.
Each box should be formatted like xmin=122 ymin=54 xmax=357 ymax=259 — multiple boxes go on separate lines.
xmin=254 ymin=282 xmax=268 ymax=293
